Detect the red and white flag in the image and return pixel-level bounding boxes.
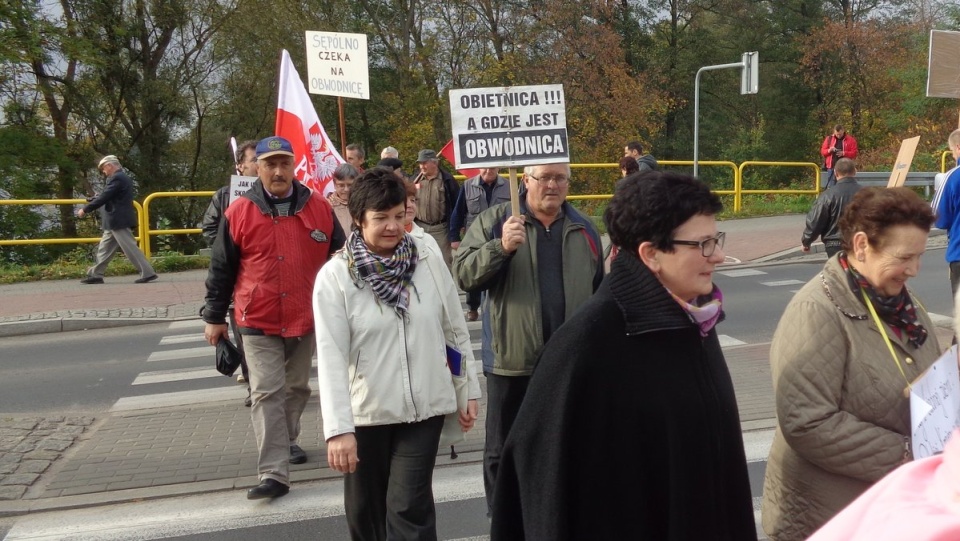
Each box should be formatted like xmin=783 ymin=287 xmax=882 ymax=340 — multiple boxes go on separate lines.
xmin=276 ymin=49 xmax=343 ymax=194
xmin=439 ymin=139 xmax=481 ymax=179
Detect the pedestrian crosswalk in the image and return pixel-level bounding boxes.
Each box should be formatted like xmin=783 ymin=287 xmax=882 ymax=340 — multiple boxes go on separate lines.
xmin=110 ymin=316 xmax=487 ymax=413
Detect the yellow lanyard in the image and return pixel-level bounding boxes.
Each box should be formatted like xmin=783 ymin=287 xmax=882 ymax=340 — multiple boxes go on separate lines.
xmin=861 ymin=288 xmax=911 ymax=390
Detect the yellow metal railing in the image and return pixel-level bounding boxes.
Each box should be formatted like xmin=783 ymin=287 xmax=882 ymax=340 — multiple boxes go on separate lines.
xmin=564 ymin=161 xmax=742 ymax=210
xmin=738 ymin=161 xmax=822 ymax=211
xmin=4 ymin=156 xmax=949 ymax=259
xmin=0 ymin=199 xmax=145 ymax=248
xmin=140 ymin=191 xmax=215 ymax=259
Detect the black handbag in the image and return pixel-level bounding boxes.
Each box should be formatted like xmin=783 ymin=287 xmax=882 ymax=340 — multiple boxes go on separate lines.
xmin=215 ymin=336 xmax=243 ymax=376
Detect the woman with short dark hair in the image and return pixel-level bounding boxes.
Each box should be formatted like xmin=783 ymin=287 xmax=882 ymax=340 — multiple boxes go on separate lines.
xmin=490 ymin=171 xmax=756 ymax=540
xmin=762 ymin=187 xmax=942 ymax=540
xmin=313 ymin=168 xmax=481 ymax=540
xmin=618 ymin=155 xmax=639 ymax=177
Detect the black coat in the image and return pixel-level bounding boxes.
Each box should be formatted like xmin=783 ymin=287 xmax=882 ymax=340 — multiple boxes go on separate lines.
xmin=490 ymin=253 xmax=757 ymax=541
xmin=83 ymin=169 xmax=138 ymax=230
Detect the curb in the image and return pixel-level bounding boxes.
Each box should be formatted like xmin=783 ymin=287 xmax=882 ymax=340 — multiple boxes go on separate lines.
xmin=0 ymin=316 xmax=199 ymax=339
xmin=0 ymin=449 xmax=485 ymax=518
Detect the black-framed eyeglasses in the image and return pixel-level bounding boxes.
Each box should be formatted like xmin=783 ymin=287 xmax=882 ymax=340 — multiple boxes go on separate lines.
xmin=527 ymin=172 xmax=570 ymax=186
xmin=670 ymin=232 xmax=726 ymax=257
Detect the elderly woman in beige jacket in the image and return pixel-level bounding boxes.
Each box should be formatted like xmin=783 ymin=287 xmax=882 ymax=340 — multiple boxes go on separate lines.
xmin=762 ymin=187 xmax=942 ymax=541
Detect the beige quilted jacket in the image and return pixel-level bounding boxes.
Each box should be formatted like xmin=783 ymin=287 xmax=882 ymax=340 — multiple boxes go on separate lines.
xmin=761 ymin=257 xmax=941 ymax=541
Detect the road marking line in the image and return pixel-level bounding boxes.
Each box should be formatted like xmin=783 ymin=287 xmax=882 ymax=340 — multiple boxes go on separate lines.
xmin=760 ymin=279 xmax=805 ymax=287
xmin=167 ymin=319 xmax=204 ymax=330
xmin=718 ymin=335 xmax=747 ymax=347
xmin=112 ymin=378 xmax=320 ymax=411
xmin=132 ymin=368 xmax=220 ymax=385
xmin=742 ymin=428 xmax=774 ymax=462
xmin=717 ymin=268 xmax=767 ymax=277
xmin=147 ymin=346 xmax=211 ymax=362
xmin=927 ymin=312 xmax=953 ymax=327
xmin=159 ymin=333 xmax=206 ymax=345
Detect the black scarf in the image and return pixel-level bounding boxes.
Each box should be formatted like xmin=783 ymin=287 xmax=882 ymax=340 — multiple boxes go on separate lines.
xmin=839 ymin=253 xmax=927 ymax=348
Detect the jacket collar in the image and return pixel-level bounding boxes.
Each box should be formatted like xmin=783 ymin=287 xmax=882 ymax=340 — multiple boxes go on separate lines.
xmin=470 ymin=175 xmax=507 ymax=188
xmin=244 ymin=179 xmax=311 ymax=215
xmin=608 ymin=253 xmax=697 ymax=336
xmin=820 ymin=256 xmax=870 ymax=320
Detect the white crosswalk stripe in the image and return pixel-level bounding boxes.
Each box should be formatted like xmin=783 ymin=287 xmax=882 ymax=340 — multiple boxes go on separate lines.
xmin=147 ymin=345 xmax=211 ymax=362
xmin=760 ymin=279 xmax=805 ymax=287
xmin=158 ymin=332 xmax=206 ymax=345
xmin=717 ymin=268 xmax=768 ymax=277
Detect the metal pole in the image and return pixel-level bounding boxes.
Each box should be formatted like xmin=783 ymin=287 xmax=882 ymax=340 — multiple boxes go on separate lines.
xmin=693 ymin=61 xmax=745 ymax=178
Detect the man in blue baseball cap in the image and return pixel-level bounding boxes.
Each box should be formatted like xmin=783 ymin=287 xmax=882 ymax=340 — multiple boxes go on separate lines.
xmin=202 ymin=135 xmax=346 ymax=500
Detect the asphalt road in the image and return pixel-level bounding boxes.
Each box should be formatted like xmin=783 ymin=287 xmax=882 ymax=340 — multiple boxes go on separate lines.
xmin=0 ymin=249 xmax=953 ymax=414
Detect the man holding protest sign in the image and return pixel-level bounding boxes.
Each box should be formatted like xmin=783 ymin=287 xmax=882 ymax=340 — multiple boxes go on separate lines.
xmin=454 ymin=162 xmax=603 ymax=514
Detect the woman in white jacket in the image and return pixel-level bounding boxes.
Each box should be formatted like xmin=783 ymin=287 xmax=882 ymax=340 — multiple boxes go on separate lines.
xmin=313 ymin=167 xmax=481 ymax=541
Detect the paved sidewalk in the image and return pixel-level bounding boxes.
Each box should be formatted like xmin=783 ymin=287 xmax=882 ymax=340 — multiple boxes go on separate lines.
xmin=0 ymin=214 xmax=950 ymax=518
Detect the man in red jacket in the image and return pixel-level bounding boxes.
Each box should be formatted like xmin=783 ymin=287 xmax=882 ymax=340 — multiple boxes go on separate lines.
xmin=820 ymin=124 xmax=859 ymax=189
xmin=202 ymin=136 xmax=345 ymax=500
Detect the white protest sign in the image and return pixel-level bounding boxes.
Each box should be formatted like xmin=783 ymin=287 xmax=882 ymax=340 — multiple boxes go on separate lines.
xmin=910 ymin=345 xmax=960 ymax=458
xmin=229 ymin=175 xmax=256 ymax=206
xmin=305 ymin=31 xmax=369 ymax=100
xmin=449 ymin=84 xmax=568 ymax=169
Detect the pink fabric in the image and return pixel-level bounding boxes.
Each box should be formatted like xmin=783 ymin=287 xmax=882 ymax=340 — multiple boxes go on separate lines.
xmin=808 ymin=429 xmax=960 ymax=541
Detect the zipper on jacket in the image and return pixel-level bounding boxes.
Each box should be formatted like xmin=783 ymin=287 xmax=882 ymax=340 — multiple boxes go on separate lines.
xmin=399 ymin=314 xmax=419 ymax=420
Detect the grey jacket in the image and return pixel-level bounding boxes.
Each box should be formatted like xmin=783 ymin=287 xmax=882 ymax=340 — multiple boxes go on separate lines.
xmin=448 ymin=174 xmax=512 ymax=241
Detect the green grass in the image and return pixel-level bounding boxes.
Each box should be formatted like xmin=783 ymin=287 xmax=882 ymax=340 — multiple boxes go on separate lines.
xmin=0 ymin=250 xmax=210 ymax=284
xmin=718 ymin=193 xmax=816 ymax=220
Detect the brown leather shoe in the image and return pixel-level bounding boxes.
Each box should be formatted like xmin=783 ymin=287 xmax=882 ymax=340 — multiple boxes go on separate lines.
xmin=466 ymin=310 xmax=479 ymax=322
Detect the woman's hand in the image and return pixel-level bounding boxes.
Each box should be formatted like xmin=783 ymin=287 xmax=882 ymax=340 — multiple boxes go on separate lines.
xmin=326 ymin=433 xmax=359 ymax=474
xmin=459 ymin=399 xmax=479 ymax=431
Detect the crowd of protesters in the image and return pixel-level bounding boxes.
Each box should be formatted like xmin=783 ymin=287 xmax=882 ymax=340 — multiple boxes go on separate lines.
xmin=175 ymin=128 xmax=960 ymax=540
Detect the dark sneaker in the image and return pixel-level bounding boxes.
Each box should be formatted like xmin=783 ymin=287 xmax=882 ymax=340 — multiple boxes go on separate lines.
xmin=134 ymin=274 xmax=158 ymax=284
xmin=80 ymin=276 xmax=104 ymax=284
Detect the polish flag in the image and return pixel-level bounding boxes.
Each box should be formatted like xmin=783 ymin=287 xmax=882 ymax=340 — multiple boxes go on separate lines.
xmin=439 ymin=139 xmax=481 ymax=179
xmin=276 ymin=49 xmax=343 ymax=194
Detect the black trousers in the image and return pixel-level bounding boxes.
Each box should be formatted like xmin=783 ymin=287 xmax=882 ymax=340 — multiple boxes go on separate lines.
xmin=466 ymin=290 xmax=481 ymax=312
xmin=345 ymin=415 xmax=444 ymax=541
xmin=950 ymin=261 xmax=960 ymax=298
xmin=483 ymin=372 xmax=531 ymax=515
xmin=824 ymin=244 xmax=843 ymax=258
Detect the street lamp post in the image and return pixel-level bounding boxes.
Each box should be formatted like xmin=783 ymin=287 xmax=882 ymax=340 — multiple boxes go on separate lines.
xmin=693 ymin=52 xmax=758 ymax=177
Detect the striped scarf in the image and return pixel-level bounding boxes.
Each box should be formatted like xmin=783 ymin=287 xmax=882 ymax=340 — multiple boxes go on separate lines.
xmin=347 ymin=231 xmax=418 ymax=315
xmin=839 ymin=253 xmax=927 ymax=348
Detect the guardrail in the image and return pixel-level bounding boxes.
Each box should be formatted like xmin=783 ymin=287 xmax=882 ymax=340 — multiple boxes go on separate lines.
xmin=565 ymin=161 xmax=742 ymax=210
xmin=4 ymin=155 xmax=956 ymax=260
xmin=0 ymin=199 xmax=145 ymax=249
xmin=841 ymin=172 xmax=938 ymax=197
xmin=140 ymin=191 xmax=214 ymax=259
